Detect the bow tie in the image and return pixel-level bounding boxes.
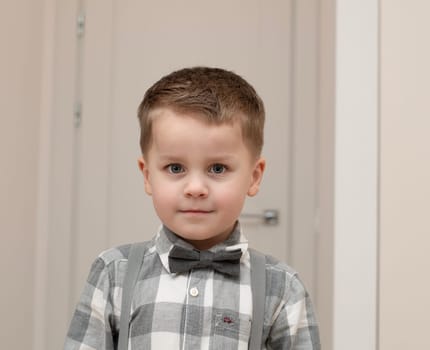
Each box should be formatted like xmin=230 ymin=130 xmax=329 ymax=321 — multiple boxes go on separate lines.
xmin=168 ymin=245 xmax=242 ymax=277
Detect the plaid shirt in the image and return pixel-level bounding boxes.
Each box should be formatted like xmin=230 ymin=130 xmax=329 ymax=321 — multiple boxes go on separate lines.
xmin=65 ymin=224 xmax=320 ymax=349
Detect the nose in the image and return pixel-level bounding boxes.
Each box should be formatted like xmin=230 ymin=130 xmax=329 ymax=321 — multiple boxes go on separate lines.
xmin=184 ymin=174 xmax=209 ymax=198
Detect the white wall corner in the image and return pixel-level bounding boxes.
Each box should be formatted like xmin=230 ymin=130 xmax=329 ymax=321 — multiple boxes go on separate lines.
xmin=333 ymin=1 xmax=379 ymax=349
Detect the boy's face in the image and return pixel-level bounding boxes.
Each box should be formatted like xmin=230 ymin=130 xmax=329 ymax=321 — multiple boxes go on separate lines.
xmin=138 ymin=108 xmax=265 ymax=250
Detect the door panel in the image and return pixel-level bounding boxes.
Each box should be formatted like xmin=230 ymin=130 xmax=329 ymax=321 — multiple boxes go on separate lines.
xmin=106 ymin=0 xmax=293 ymax=254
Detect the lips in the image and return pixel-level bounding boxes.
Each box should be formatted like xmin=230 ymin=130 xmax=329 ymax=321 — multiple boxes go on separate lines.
xmin=179 ymin=209 xmax=213 ymax=214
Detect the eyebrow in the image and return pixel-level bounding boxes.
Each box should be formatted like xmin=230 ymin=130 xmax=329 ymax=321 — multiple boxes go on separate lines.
xmin=157 ymin=154 xmax=238 ymax=162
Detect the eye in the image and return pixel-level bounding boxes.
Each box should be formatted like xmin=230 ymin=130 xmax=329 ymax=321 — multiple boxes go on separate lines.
xmin=209 ymin=163 xmax=227 ymax=174
xmin=167 ymin=163 xmax=184 ymax=174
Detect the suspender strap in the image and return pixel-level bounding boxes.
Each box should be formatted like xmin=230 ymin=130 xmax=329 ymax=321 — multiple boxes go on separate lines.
xmin=118 ymin=243 xmax=145 ymax=350
xmin=249 ymin=248 xmax=266 ymax=350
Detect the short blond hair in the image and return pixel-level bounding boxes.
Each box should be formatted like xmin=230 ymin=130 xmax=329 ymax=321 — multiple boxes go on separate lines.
xmin=137 ymin=67 xmax=265 ymax=157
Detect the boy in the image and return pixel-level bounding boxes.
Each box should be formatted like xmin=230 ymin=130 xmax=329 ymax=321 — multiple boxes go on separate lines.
xmin=65 ymin=67 xmax=320 ymax=349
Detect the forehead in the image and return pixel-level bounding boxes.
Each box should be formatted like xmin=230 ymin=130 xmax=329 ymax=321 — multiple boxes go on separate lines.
xmin=148 ymin=108 xmax=252 ymax=158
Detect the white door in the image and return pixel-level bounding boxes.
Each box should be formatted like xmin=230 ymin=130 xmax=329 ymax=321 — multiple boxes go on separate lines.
xmin=70 ymin=0 xmax=317 ymax=319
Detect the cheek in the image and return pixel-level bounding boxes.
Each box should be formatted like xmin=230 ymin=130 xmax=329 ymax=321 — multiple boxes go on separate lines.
xmin=152 ymin=193 xmax=176 ymax=223
xmin=150 ymin=181 xmax=178 ymax=208
xmin=213 ymin=185 xmax=247 ymax=212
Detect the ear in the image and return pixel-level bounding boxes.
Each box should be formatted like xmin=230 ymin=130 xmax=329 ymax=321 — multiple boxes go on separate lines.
xmin=138 ymin=156 xmax=152 ymax=195
xmin=247 ymin=157 xmax=266 ymax=197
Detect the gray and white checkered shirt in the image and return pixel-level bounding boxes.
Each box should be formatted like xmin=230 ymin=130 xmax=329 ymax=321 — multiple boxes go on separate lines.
xmin=65 ymin=223 xmax=320 ymax=349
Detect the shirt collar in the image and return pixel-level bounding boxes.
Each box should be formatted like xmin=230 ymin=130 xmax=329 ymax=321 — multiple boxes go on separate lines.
xmin=155 ymin=221 xmax=249 ymax=274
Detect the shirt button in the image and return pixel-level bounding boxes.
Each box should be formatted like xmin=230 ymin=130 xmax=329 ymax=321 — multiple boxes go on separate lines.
xmin=189 ymin=287 xmax=199 ymax=297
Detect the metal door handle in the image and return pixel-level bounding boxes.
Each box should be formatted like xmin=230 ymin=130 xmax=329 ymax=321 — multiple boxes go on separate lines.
xmin=240 ymin=209 xmax=279 ymax=225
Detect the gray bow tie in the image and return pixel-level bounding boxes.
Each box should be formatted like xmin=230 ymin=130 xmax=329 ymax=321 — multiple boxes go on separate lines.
xmin=168 ymin=245 xmax=242 ymax=277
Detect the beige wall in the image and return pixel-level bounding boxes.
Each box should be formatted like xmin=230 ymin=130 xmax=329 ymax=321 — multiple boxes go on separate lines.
xmin=0 ymin=1 xmax=44 ymax=348
xmin=379 ymin=1 xmax=430 ymax=349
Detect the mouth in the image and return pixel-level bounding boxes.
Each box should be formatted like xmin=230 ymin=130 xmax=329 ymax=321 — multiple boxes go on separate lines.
xmin=179 ymin=209 xmax=214 ymax=214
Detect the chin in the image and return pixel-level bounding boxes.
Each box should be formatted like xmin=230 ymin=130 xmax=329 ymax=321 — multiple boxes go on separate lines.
xmin=179 ymin=231 xmax=215 ymax=242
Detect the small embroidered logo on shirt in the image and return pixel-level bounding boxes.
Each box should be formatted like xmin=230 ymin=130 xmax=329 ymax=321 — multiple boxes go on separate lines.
xmin=223 ymin=316 xmax=233 ymax=324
